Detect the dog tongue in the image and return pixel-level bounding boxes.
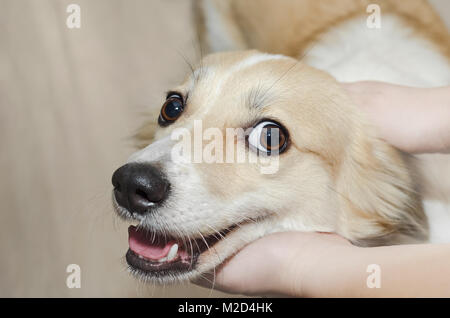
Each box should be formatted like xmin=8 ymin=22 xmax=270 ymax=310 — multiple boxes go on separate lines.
xmin=128 ymin=225 xmax=173 ymax=260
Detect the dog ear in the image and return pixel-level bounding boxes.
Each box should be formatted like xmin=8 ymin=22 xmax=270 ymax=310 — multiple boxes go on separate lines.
xmin=335 ymin=132 xmax=429 ymax=246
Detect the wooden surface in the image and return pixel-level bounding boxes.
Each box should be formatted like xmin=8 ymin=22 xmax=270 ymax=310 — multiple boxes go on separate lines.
xmin=0 ymin=0 xmax=449 ymax=297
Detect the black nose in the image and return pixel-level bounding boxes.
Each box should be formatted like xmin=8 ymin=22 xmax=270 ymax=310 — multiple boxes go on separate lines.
xmin=112 ymin=163 xmax=170 ymax=215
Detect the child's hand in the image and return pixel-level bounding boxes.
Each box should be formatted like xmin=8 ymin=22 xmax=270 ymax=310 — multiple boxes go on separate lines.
xmin=342 ymin=81 xmax=450 ymax=154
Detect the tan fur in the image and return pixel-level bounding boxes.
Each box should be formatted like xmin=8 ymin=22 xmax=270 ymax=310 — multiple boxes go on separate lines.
xmin=195 ymin=0 xmax=450 ymax=59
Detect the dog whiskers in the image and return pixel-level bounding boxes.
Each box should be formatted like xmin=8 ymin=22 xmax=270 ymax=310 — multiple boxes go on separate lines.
xmin=196 ymin=229 xmax=220 ymax=293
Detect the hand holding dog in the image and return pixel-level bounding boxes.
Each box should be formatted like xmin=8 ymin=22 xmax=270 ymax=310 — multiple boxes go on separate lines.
xmin=343 ymin=81 xmax=450 ymax=154
xmin=196 ymin=231 xmax=450 ymax=297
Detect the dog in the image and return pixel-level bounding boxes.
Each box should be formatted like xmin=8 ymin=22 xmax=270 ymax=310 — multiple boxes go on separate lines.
xmin=111 ymin=0 xmax=450 ymax=284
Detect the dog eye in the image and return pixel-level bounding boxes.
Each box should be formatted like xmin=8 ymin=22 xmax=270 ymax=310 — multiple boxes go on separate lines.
xmin=158 ymin=94 xmax=184 ymax=126
xmin=248 ymin=121 xmax=288 ymax=155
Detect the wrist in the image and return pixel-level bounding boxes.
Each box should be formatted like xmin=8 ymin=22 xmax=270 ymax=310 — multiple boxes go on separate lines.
xmin=297 ymin=243 xmax=362 ymax=297
xmin=272 ymin=232 xmax=359 ymax=297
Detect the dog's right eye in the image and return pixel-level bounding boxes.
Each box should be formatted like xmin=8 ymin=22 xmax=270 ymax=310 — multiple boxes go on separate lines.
xmin=158 ymin=93 xmax=185 ymax=126
xmin=247 ymin=120 xmax=288 ymax=155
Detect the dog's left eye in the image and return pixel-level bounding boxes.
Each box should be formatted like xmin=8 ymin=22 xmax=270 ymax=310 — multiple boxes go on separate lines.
xmin=248 ymin=121 xmax=288 ymax=155
xmin=158 ymin=93 xmax=185 ymax=126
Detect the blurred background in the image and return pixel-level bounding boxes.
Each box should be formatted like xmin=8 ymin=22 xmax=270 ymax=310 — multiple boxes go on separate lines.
xmin=0 ymin=0 xmax=449 ymax=297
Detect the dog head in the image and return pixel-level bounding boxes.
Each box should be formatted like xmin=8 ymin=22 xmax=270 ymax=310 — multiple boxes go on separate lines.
xmin=112 ymin=50 xmax=427 ymax=284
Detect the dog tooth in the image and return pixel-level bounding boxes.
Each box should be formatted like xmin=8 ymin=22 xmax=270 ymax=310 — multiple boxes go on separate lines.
xmin=167 ymin=244 xmax=178 ymax=261
xmin=157 ymin=256 xmax=168 ymax=263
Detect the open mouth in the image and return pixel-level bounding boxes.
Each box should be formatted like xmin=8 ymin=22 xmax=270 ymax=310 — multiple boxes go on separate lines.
xmin=126 ymin=225 xmax=235 ymax=277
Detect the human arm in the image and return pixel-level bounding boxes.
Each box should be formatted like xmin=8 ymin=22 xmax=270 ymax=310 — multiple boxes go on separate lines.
xmin=196 ymin=232 xmax=450 ymax=297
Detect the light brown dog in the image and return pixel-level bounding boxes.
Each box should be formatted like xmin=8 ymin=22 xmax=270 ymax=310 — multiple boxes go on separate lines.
xmin=112 ymin=0 xmax=450 ymax=284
